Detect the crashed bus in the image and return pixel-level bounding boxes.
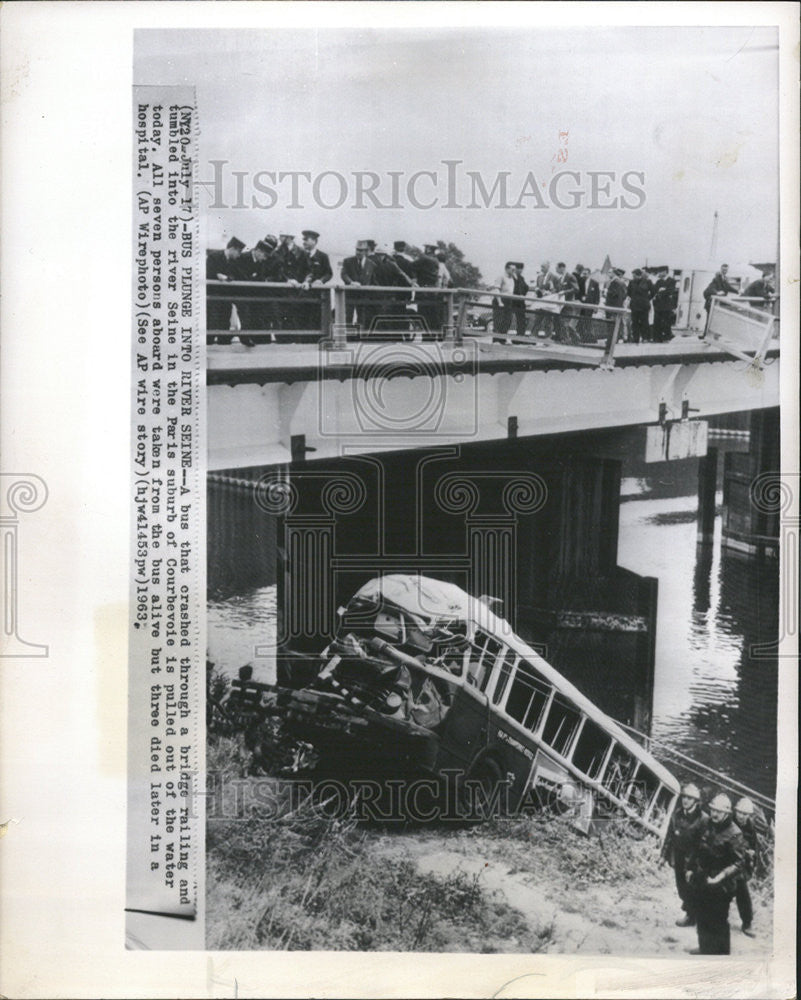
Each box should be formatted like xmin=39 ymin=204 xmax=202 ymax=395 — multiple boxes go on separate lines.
xmin=227 ymin=574 xmax=680 ymax=838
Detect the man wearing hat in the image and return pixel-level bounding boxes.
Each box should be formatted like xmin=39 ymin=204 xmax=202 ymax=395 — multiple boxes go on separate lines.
xmin=234 ymin=239 xmax=279 ymax=344
xmin=206 ymin=236 xmax=245 ymax=344
xmin=661 ymin=783 xmax=707 ymax=927
xmin=295 ymin=230 xmax=332 ymax=333
xmin=511 ymin=262 xmax=529 ymax=336
xmin=270 ymin=233 xmax=303 ymax=330
xmin=652 ymin=266 xmax=678 ymax=342
xmin=391 ymin=241 xmax=417 ymax=282
xmin=627 ymin=267 xmax=654 ymax=344
xmin=341 ymin=240 xmax=378 ymax=330
xmin=687 ymin=793 xmax=748 ymax=954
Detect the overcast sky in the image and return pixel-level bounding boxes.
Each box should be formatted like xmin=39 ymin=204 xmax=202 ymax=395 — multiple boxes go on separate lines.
xmin=136 ymin=26 xmax=779 ymax=279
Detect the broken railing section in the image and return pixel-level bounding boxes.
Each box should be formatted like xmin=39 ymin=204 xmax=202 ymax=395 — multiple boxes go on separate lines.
xmin=704 ymin=295 xmax=779 ymax=367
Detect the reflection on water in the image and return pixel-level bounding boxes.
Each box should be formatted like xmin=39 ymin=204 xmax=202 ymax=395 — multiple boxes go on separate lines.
xmin=618 ymin=478 xmax=778 ymax=801
xmin=208 ymin=469 xmax=779 ymax=803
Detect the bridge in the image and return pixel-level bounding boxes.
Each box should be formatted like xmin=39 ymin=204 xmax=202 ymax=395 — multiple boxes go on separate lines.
xmin=206 ymin=282 xmax=781 ymax=737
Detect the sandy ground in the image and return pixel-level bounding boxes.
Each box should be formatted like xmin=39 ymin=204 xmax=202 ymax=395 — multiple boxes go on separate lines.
xmin=372 ymin=827 xmax=772 ymax=958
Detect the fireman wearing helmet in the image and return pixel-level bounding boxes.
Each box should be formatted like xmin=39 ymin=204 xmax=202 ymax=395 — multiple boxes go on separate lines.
xmin=687 ymin=792 xmax=748 ymax=954
xmin=733 ymin=796 xmax=766 ymax=937
xmin=661 ymin=783 xmax=707 ymax=926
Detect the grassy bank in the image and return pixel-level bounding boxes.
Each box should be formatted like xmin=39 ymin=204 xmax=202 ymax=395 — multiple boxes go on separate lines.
xmin=206 ymin=736 xmax=774 ymax=954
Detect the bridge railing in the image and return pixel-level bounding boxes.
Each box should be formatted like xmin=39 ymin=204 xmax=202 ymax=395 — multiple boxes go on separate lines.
xmin=207 ymin=279 xmax=333 ymax=343
xmin=456 ymin=288 xmax=629 ymax=366
xmin=207 ymin=280 xmax=459 ymax=344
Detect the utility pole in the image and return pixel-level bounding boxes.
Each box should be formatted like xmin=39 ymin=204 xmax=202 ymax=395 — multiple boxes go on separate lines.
xmin=709 ymin=210 xmax=719 ymax=263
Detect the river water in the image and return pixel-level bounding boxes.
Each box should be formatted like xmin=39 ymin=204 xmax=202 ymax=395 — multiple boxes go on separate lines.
xmin=208 ymin=459 xmax=779 ymax=804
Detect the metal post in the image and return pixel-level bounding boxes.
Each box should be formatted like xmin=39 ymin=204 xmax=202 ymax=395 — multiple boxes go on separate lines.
xmin=454 ymin=291 xmax=469 ymax=346
xmin=320 ymin=287 xmax=332 ymax=338
xmin=330 ymin=286 xmax=348 ymax=349
xmin=602 ymin=313 xmax=622 ymax=368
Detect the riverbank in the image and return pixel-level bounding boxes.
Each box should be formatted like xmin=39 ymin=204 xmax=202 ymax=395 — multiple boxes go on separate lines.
xmin=206 ymin=738 xmax=773 ymax=954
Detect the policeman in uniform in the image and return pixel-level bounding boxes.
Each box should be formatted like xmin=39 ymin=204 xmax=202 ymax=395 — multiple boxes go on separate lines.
xmin=687 ymin=792 xmax=747 ymax=954
xmin=661 ymin=782 xmax=707 ymax=927
xmin=273 ymin=233 xmax=303 ymax=330
xmin=296 ymin=230 xmax=333 ymax=333
xmin=733 ymin=797 xmax=765 ymax=937
xmin=206 ymin=236 xmax=245 ymax=344
xmin=652 ymin=266 xmax=678 ymax=342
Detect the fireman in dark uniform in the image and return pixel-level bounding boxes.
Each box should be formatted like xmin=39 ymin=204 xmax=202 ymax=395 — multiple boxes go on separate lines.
xmin=235 ymin=239 xmax=278 ymax=345
xmin=661 ymin=783 xmax=707 ymax=927
xmin=733 ymin=796 xmax=766 ymax=937
xmin=206 ymin=236 xmax=245 ymax=344
xmin=687 ymin=793 xmax=748 ymax=954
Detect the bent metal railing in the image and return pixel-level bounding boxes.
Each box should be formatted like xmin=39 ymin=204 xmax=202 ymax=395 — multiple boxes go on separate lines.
xmin=207 ymin=280 xmax=779 ymax=368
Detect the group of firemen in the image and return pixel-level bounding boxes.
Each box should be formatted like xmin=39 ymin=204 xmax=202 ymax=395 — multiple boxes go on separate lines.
xmin=661 ymin=783 xmax=768 ymax=955
xmin=206 ymin=232 xmax=451 ymax=343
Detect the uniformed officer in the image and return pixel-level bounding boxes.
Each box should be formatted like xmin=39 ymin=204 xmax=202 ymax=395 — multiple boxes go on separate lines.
xmin=652 ymin=266 xmax=678 ymax=342
xmin=687 ymin=792 xmax=747 ymax=955
xmin=733 ymin=797 xmax=766 ymax=937
xmin=272 ymin=233 xmax=303 ymax=330
xmin=296 ymin=230 xmax=333 ymax=333
xmin=661 ymin=782 xmax=707 ymax=927
xmin=206 ymin=236 xmax=245 ymax=344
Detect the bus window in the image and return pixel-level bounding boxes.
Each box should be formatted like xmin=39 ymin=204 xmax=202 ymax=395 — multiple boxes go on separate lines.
xmin=468 ymin=630 xmax=501 ymax=691
xmin=571 ymin=718 xmax=612 ymax=779
xmin=491 ymin=649 xmax=517 ymax=704
xmin=505 ymin=661 xmax=551 ymax=732
xmin=601 ymin=744 xmax=637 ymax=801
xmin=630 ymin=766 xmax=659 ymax=816
xmin=541 ymin=695 xmax=582 ymax=757
xmin=375 ymin=609 xmax=405 ymax=643
xmin=650 ymin=785 xmax=676 ymax=829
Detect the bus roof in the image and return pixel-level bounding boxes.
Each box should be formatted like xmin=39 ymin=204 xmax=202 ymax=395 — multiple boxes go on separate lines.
xmin=351 ymin=574 xmax=679 ymax=792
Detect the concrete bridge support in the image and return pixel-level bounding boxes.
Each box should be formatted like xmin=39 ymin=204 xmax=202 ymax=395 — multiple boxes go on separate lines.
xmin=261 ymin=432 xmax=659 ymax=733
xmin=721 ymin=407 xmax=780 ymax=558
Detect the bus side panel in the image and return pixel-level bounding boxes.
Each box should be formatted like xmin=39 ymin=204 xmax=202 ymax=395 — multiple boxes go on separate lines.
xmin=486 ymin=716 xmax=541 ymax=807
xmin=434 ymin=686 xmax=489 ymax=773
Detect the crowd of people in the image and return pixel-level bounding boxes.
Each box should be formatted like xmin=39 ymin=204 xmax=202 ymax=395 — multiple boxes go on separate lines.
xmin=206 ymin=232 xmax=453 ymax=342
xmin=207 ymin=233 xmax=775 ymax=346
xmin=661 ymin=783 xmax=769 ymax=955
xmin=489 ymin=260 xmax=680 ymax=343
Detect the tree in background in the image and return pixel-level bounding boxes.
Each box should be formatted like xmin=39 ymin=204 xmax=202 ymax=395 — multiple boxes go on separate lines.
xmin=407 ymin=241 xmax=484 ymax=289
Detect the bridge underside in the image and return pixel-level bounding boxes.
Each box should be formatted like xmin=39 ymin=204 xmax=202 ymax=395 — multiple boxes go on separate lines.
xmin=208 ymin=341 xmax=779 ymax=469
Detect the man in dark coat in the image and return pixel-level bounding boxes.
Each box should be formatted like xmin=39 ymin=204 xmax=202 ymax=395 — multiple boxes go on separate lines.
xmin=391 ymin=241 xmax=417 ymax=281
xmin=627 ymin=268 xmax=654 ymax=344
xmin=511 ymin=262 xmax=530 ymax=337
xmin=661 ymin=783 xmax=707 ymax=927
xmin=414 ymin=244 xmax=443 ymax=335
xmin=341 ymin=240 xmax=378 ymax=330
xmin=652 ymin=266 xmax=678 ymax=342
xmin=742 ymin=274 xmax=775 ymax=309
xmin=703 ymin=264 xmax=737 ymax=329
xmin=235 ymin=239 xmax=279 ymax=344
xmin=687 ymin=793 xmax=748 ymax=955
xmin=295 ymin=229 xmax=333 ymax=332
xmin=271 ymin=233 xmax=304 ymax=330
xmin=206 ymin=236 xmax=244 ymax=344
xmin=583 ymin=268 xmax=601 ymax=305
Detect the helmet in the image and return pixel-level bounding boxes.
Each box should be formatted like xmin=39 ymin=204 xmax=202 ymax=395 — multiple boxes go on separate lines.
xmin=735 ymin=797 xmax=755 ymax=817
xmin=709 ymin=793 xmax=733 ymax=815
xmin=681 ymin=783 xmax=701 ymax=800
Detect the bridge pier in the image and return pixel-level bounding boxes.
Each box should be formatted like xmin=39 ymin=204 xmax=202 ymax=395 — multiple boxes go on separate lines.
xmin=721 ymin=407 xmax=780 ymax=558
xmin=254 ymin=434 xmax=660 ymax=733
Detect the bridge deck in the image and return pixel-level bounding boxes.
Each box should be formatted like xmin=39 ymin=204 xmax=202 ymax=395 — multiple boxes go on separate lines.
xmin=207 ymin=331 xmax=777 ymax=385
